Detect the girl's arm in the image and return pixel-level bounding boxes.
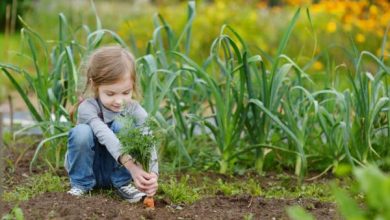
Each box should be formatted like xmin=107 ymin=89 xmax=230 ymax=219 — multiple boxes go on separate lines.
xmin=78 ymin=99 xmax=123 ymax=161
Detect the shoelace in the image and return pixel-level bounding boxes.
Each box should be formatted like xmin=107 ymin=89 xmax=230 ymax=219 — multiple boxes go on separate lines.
xmin=121 ymin=185 xmax=138 ymax=194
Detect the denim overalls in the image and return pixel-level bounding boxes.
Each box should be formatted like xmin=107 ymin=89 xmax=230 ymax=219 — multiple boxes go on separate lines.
xmin=65 ymin=99 xmax=132 ymax=191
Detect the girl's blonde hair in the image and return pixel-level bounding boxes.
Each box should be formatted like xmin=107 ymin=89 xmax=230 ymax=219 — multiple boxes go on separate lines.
xmin=70 ymin=45 xmax=139 ymax=122
xmin=82 ymin=45 xmax=139 ymax=98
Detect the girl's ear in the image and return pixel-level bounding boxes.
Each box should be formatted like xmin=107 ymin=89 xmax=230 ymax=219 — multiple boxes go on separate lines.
xmin=90 ymin=78 xmax=97 ymax=90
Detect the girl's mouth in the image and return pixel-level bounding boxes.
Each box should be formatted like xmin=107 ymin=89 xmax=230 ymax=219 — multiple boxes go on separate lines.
xmin=112 ymin=105 xmax=122 ymax=111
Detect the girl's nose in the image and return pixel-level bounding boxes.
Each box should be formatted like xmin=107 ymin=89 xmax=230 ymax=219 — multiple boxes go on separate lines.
xmin=114 ymin=98 xmax=123 ymax=106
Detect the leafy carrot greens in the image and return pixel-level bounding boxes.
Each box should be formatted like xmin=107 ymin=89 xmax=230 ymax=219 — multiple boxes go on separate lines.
xmin=117 ymin=116 xmax=157 ymax=171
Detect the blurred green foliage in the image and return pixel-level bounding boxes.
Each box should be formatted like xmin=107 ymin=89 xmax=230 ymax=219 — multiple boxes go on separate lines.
xmin=0 ymin=0 xmax=32 ymax=33
xmin=1 ymin=0 xmax=389 ymax=102
xmin=288 ymin=165 xmax=390 ymax=220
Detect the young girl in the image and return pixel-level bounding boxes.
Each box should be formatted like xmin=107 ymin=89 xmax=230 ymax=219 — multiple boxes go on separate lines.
xmin=65 ymin=46 xmax=158 ymax=203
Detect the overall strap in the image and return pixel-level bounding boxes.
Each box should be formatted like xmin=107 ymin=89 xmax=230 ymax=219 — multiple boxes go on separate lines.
xmin=96 ymin=98 xmax=104 ymax=121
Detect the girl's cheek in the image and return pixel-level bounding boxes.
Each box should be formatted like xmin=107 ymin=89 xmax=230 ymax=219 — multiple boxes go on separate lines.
xmin=125 ymin=95 xmax=133 ymax=102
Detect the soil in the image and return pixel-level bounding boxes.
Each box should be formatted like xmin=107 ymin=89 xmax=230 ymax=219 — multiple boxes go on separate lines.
xmin=1 ymin=192 xmax=338 ymax=220
xmin=1 ymin=140 xmax=340 ymax=220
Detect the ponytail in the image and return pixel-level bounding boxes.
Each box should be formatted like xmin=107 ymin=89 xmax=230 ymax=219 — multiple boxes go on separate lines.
xmin=69 ymin=79 xmax=91 ymax=124
xmin=69 ymin=96 xmax=85 ymax=125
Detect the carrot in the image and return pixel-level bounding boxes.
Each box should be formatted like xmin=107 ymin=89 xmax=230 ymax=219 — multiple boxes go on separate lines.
xmin=144 ymin=196 xmax=155 ymax=209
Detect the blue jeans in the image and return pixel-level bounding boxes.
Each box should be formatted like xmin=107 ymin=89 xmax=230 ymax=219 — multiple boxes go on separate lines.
xmin=65 ymin=121 xmax=131 ymax=191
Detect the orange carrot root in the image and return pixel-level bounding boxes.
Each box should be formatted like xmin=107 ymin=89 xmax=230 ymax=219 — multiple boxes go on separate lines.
xmin=144 ymin=196 xmax=155 ymax=209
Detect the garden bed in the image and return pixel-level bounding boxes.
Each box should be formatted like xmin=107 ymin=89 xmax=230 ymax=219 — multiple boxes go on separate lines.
xmin=1 ymin=143 xmax=340 ymax=219
xmin=1 ymin=192 xmax=338 ymax=220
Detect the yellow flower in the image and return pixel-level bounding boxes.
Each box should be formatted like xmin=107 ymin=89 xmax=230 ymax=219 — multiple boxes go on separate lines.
xmin=369 ymin=5 xmax=378 ymax=16
xmin=313 ymin=61 xmax=323 ymax=71
xmin=256 ymin=2 xmax=267 ymax=8
xmin=356 ymin=33 xmax=366 ymax=43
xmin=326 ymin=21 xmax=337 ymax=33
xmin=380 ymin=13 xmax=390 ymax=26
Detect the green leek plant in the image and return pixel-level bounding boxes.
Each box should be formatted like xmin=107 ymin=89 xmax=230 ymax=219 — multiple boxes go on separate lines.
xmin=346 ymin=51 xmax=390 ymax=164
xmin=313 ymin=89 xmax=352 ymax=175
xmin=247 ymin=9 xmax=315 ymax=180
xmin=136 ymin=1 xmax=199 ymax=169
xmin=239 ymin=9 xmax=309 ymax=175
xmin=173 ymin=34 xmax=249 ymax=173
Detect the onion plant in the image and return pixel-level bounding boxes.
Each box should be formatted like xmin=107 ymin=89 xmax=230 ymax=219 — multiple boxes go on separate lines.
xmin=174 ymin=35 xmax=248 ymax=173
xmin=346 ymin=51 xmax=390 ymax=164
xmin=136 ymin=1 xmax=199 ymax=169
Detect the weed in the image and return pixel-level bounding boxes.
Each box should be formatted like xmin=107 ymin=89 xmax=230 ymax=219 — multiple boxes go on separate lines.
xmin=264 ymin=182 xmax=334 ymax=202
xmin=203 ymin=177 xmax=261 ymax=197
xmin=1 ymin=206 xmax=24 ymax=220
xmin=2 ymin=172 xmax=67 ymax=202
xmin=159 ymin=175 xmax=200 ymax=204
xmin=246 ymin=178 xmax=262 ymax=196
xmin=215 ymin=178 xmax=242 ymax=196
xmin=243 ymin=213 xmax=254 ymax=220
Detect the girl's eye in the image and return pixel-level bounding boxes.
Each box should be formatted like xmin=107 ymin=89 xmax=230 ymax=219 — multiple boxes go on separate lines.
xmin=106 ymin=93 xmax=114 ymax=96
xmin=123 ymin=91 xmax=132 ymax=95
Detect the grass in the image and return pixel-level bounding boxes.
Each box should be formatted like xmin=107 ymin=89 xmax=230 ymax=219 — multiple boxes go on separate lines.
xmin=2 ymin=172 xmax=67 ymax=203
xmin=263 ymin=181 xmax=334 ymax=202
xmin=157 ymin=172 xmax=338 ymax=204
xmin=2 ymin=170 xmax=337 ymax=206
xmin=159 ymin=174 xmax=200 ymax=204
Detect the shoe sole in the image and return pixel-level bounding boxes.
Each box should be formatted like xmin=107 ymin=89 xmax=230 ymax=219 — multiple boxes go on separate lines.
xmin=67 ymin=191 xmax=85 ymax=197
xmin=126 ymin=196 xmax=144 ymax=203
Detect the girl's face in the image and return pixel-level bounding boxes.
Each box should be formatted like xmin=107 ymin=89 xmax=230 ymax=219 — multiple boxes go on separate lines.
xmin=97 ymin=73 xmax=133 ymax=112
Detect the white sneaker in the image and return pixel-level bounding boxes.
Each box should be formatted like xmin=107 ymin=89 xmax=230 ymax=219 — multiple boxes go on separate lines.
xmin=67 ymin=187 xmax=88 ymax=196
xmin=117 ymin=183 xmax=146 ymax=203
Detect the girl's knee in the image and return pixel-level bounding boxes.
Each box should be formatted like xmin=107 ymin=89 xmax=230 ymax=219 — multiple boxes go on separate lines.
xmin=68 ymin=124 xmax=94 ymax=150
xmin=110 ymin=120 xmax=123 ymax=133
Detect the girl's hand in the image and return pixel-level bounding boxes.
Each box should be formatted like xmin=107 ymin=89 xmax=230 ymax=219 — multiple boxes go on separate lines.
xmin=123 ymin=161 xmax=153 ymax=191
xmin=144 ymin=172 xmax=158 ymax=196
xmin=119 ymin=155 xmax=158 ymax=195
